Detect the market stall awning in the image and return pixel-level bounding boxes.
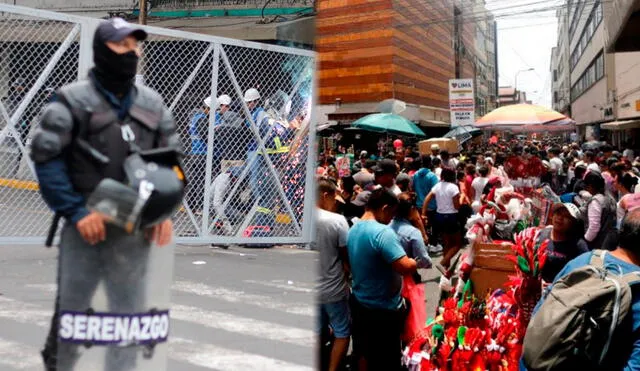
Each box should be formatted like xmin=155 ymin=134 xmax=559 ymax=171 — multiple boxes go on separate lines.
xmin=317 ymin=121 xmax=339 ymax=132
xmin=475 ymin=103 xmax=573 ymax=129
xmin=419 ymin=120 xmax=450 ymax=128
xmin=601 ymin=119 xmax=640 ymax=130
xmin=328 ymin=103 xmax=378 ymax=116
xmin=352 ymin=113 xmax=426 ymax=137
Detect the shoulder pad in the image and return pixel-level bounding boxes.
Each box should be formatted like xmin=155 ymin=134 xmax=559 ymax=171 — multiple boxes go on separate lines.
xmin=31 ymin=102 xmax=73 ymax=163
xmin=133 ymin=84 xmax=165 ymax=111
xmin=57 ymin=81 xmax=102 ymax=112
xmin=129 ymin=84 xmax=165 ymax=130
xmin=40 ymin=101 xmax=73 ymax=133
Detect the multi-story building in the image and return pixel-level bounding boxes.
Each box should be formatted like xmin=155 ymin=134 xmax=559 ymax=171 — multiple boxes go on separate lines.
xmin=566 ymin=0 xmax=610 ymax=141
xmin=472 ymin=1 xmax=498 ymax=116
xmin=485 ymin=17 xmax=499 ymax=113
xmin=601 ymin=0 xmax=640 ymax=146
xmin=552 ymin=0 xmax=640 ymax=145
xmin=498 ymin=87 xmax=528 ymax=106
xmin=550 ymin=5 xmax=571 ymax=115
xmin=316 ymin=0 xmax=498 ymax=136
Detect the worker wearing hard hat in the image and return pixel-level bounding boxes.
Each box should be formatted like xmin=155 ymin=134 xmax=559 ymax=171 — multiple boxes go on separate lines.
xmin=186 ymin=94 xmax=232 ymax=214
xmin=243 ymin=87 xmax=283 ymax=236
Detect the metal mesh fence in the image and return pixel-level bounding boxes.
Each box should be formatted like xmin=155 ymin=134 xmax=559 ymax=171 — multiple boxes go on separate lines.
xmin=0 ymin=5 xmax=315 ymax=245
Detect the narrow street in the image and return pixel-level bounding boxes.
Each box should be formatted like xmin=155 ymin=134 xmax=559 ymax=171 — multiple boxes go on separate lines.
xmin=0 ymin=244 xmax=316 ymax=370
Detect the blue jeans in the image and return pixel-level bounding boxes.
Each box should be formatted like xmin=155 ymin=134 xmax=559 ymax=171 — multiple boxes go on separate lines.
xmin=317 ymin=299 xmax=351 ymax=338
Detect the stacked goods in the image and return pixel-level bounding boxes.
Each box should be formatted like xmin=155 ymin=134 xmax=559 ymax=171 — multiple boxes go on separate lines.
xmin=418 ymin=138 xmax=460 ymax=155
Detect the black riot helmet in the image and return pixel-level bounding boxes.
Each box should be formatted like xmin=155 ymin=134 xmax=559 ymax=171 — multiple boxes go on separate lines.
xmin=87 ymin=147 xmax=187 ymax=233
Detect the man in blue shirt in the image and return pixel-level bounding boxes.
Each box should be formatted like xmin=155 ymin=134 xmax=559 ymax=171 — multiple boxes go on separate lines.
xmin=347 ymin=188 xmax=417 ymax=370
xmin=413 ymin=155 xmax=440 ymax=252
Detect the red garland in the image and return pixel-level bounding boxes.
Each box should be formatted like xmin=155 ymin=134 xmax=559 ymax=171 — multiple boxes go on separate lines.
xmin=404 ymin=228 xmax=548 ymax=370
xmin=504 ymin=155 xmax=545 ymax=179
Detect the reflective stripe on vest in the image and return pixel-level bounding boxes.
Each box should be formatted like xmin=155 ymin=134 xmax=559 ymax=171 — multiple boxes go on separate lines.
xmin=259 ymin=119 xmax=289 ymax=155
xmin=257 ymin=206 xmax=272 ymax=214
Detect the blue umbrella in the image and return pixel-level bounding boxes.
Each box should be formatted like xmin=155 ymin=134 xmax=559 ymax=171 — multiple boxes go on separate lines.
xmin=352 ymin=113 xmax=426 ymax=137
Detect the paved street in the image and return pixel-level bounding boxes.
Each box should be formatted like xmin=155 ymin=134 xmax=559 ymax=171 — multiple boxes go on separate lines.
xmin=0 ymin=243 xmax=316 ymax=371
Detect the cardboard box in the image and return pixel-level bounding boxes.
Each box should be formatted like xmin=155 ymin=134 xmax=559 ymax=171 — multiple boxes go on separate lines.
xmin=469 ymin=242 xmax=516 ymax=298
xmin=418 ymin=138 xmax=460 ymax=155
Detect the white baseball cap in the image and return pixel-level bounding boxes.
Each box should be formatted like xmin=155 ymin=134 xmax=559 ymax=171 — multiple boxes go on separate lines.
xmin=553 ymin=202 xmax=582 ymax=220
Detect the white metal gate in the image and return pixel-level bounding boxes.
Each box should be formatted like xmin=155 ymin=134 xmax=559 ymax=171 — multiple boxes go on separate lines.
xmin=0 ymin=4 xmax=316 ymax=245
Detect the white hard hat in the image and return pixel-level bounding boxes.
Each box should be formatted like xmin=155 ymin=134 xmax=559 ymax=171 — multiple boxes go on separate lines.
xmin=244 ymin=88 xmax=260 ymax=102
xmin=218 ymin=94 xmax=231 ymax=106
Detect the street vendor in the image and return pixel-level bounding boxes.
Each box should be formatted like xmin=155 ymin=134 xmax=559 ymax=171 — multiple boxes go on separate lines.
xmin=537 ymin=203 xmax=588 ymax=284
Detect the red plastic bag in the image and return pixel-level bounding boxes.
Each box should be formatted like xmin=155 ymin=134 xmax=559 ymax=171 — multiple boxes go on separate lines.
xmin=401 ymin=276 xmax=426 ymax=343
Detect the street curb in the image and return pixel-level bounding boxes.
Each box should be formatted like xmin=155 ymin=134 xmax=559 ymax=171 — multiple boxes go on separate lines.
xmin=0 ymin=178 xmax=39 ymax=191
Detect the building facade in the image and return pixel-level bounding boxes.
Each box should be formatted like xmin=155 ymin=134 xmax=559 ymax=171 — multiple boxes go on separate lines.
xmin=550 ymin=5 xmax=571 ymax=115
xmin=552 ymin=0 xmax=640 ymax=145
xmin=316 ymin=0 xmax=498 ymax=132
xmin=498 ymin=87 xmax=528 ymax=106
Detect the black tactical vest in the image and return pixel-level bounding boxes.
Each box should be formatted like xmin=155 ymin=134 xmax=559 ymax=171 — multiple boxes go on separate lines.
xmin=56 ymin=81 xmax=166 ymax=198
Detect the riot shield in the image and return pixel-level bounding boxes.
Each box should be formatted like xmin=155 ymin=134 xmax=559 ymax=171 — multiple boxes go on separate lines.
xmin=55 ymin=223 xmax=173 ymax=371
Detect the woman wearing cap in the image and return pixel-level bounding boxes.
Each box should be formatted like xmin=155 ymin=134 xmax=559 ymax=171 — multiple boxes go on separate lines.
xmin=537 ymin=203 xmax=588 ymax=285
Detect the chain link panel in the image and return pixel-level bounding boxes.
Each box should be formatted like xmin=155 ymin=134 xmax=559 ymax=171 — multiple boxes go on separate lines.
xmin=0 ymin=5 xmax=315 ymax=245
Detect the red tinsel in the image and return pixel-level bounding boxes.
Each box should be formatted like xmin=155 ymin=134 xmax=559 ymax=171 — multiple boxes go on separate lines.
xmin=404 ymin=227 xmax=548 ymax=370
xmin=504 ymin=155 xmax=545 ymax=179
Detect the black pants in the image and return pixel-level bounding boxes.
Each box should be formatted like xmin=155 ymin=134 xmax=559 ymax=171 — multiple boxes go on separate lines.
xmin=427 ymin=209 xmax=441 ymax=246
xmin=350 ymin=296 xmax=407 ymax=371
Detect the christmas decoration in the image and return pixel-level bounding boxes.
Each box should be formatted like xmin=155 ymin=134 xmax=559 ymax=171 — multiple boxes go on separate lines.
xmin=403 ymin=227 xmax=548 ymax=371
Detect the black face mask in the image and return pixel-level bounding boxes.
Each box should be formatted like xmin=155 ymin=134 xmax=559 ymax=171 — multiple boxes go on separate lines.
xmin=92 ymin=38 xmax=139 ymax=96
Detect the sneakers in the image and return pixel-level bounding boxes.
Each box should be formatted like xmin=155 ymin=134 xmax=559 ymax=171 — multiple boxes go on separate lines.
xmin=428 ymin=244 xmax=443 ymax=254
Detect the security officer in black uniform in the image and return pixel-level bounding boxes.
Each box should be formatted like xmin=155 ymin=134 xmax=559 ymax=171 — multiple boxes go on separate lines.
xmin=31 ymin=18 xmax=181 ymax=371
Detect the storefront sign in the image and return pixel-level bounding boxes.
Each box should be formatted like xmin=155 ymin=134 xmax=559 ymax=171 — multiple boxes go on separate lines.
xmin=449 ymin=79 xmax=475 ymax=127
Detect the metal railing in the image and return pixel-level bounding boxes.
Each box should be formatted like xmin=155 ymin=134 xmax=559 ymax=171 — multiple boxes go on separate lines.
xmin=0 ymin=4 xmax=316 ymax=246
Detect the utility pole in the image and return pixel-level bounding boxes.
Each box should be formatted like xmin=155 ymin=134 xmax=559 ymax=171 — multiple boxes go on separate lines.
xmin=137 ymin=0 xmax=147 ymax=86
xmin=139 ymin=0 xmax=147 ymax=25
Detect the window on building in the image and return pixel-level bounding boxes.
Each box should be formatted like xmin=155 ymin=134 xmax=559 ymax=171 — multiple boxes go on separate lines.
xmin=554 ymin=91 xmax=559 ymax=103
xmin=595 ymin=53 xmax=604 ymax=79
xmin=570 ymin=1 xmax=602 ymax=70
xmin=553 ymin=69 xmax=558 ymax=82
xmin=571 ymin=51 xmax=605 ymax=101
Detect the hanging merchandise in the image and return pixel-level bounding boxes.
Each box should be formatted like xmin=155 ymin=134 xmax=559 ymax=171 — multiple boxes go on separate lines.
xmin=403 ymin=228 xmax=548 ymax=371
